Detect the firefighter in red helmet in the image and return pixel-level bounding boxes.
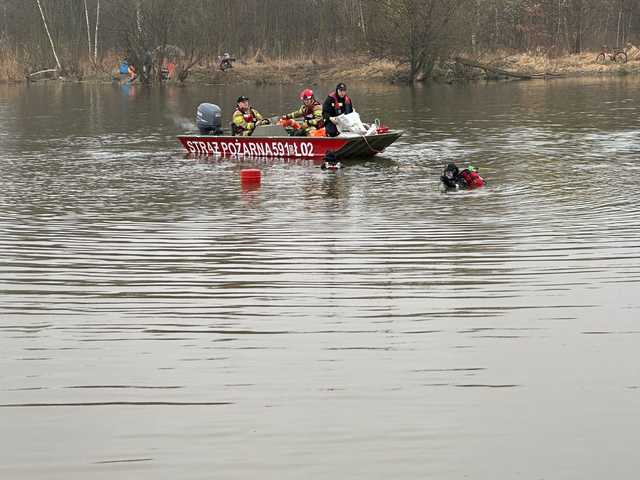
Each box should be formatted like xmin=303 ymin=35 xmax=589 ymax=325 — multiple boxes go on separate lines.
xmin=281 ymin=88 xmax=324 ymax=136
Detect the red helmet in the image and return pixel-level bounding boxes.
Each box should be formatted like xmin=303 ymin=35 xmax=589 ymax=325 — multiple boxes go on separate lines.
xmin=300 ymin=88 xmax=314 ymax=100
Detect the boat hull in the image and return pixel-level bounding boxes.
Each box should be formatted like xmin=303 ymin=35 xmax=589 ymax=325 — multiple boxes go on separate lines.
xmin=178 ymin=131 xmax=402 ymax=159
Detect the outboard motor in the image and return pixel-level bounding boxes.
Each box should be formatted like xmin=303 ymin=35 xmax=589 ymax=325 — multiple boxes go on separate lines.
xmin=196 ymin=103 xmax=223 ymax=134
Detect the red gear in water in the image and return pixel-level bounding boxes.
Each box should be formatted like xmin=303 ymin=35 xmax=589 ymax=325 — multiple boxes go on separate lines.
xmin=460 ymin=169 xmax=485 ymax=189
xmin=300 ymin=88 xmax=314 ymax=100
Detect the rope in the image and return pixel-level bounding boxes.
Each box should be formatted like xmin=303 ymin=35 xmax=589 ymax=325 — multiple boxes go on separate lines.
xmin=361 ymin=121 xmax=384 ymax=154
xmin=361 ymin=133 xmax=383 ymax=154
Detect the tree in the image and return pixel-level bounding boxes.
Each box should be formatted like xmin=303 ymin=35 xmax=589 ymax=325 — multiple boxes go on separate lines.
xmin=373 ymin=0 xmax=471 ymax=81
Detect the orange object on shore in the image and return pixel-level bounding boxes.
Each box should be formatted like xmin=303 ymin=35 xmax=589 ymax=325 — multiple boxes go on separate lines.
xmin=166 ymin=62 xmax=176 ymax=79
xmin=127 ymin=65 xmax=136 ymax=80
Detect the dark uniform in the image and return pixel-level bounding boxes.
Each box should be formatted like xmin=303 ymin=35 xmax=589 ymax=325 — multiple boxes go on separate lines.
xmin=322 ymin=83 xmax=354 ymax=137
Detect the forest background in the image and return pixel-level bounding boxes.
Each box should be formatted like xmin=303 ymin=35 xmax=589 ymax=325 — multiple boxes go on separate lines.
xmin=1 ymin=0 xmax=639 ymax=84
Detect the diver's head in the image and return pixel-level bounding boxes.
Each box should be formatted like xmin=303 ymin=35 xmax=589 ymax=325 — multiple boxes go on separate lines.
xmin=444 ymin=163 xmax=459 ymax=179
xmin=324 ymin=151 xmax=338 ymax=163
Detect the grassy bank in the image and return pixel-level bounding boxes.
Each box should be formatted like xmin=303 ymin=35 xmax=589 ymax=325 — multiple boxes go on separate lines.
xmin=162 ymin=50 xmax=640 ymax=84
xmin=460 ymin=49 xmax=640 ymax=79
xmin=2 ymin=50 xmax=640 ymax=85
xmin=190 ymin=54 xmax=403 ymax=85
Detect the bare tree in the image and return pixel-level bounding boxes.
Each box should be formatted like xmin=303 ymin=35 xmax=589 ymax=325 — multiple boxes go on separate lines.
xmin=373 ymin=0 xmax=470 ymax=80
xmin=35 ymin=0 xmax=61 ymax=70
xmin=0 ymin=0 xmax=637 ymax=83
xmin=94 ymin=0 xmax=100 ymax=61
xmin=83 ymin=0 xmax=91 ymax=57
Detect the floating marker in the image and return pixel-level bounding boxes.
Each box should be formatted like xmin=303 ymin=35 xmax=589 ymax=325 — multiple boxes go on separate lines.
xmin=240 ymin=169 xmax=261 ymax=185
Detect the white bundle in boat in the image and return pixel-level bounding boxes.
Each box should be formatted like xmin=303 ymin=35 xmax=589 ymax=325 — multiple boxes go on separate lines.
xmin=334 ymin=111 xmax=376 ymax=136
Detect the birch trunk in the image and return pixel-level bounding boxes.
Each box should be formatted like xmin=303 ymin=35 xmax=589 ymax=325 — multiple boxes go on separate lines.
xmin=616 ymin=7 xmax=622 ymax=47
xmin=358 ymin=0 xmax=366 ymax=41
xmin=84 ymin=0 xmax=92 ymax=57
xmin=94 ymin=0 xmax=100 ymax=61
xmin=35 ymin=0 xmax=61 ymax=71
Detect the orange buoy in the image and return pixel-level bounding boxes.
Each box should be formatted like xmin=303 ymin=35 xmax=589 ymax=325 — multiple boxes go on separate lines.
xmin=240 ymin=168 xmax=261 ymax=184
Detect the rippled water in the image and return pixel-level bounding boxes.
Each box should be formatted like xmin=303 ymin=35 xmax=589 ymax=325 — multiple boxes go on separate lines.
xmin=2 ymin=78 xmax=640 ymax=479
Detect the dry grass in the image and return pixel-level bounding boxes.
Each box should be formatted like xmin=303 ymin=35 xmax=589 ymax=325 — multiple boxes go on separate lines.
xmin=479 ymin=50 xmax=640 ymax=76
xmin=0 ymin=50 xmax=125 ymax=83
xmin=0 ymin=54 xmax=24 ymax=82
xmin=2 ymin=48 xmax=640 ymax=84
xmin=194 ymin=53 xmax=404 ymax=86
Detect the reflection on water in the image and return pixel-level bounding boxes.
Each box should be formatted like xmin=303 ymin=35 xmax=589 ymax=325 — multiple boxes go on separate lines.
xmin=2 ymin=78 xmax=640 ymax=479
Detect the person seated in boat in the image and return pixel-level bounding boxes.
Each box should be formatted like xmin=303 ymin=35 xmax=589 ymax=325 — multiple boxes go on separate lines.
xmin=232 ymin=95 xmax=269 ymax=136
xmin=441 ymin=163 xmax=485 ymax=191
xmin=281 ymin=88 xmax=324 ymax=136
xmin=322 ymin=83 xmax=353 ymax=137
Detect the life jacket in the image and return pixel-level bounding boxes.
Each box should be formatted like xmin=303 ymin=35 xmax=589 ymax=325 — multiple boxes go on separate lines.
xmin=233 ymin=107 xmax=261 ymax=134
xmin=329 ymin=92 xmax=352 ymax=116
xmin=459 ymin=170 xmax=485 ymax=189
xmin=302 ymin=101 xmax=324 ymax=128
xmin=235 ymin=107 xmax=256 ymax=124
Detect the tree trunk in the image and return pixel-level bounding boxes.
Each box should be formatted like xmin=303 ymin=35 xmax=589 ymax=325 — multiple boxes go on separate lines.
xmin=94 ymin=0 xmax=100 ymax=61
xmin=454 ymin=57 xmax=534 ymax=79
xmin=136 ymin=1 xmax=143 ymax=36
xmin=84 ymin=0 xmax=92 ymax=57
xmin=358 ymin=0 xmax=366 ymax=42
xmin=35 ymin=0 xmax=61 ymax=71
xmin=616 ymin=5 xmax=622 ymax=47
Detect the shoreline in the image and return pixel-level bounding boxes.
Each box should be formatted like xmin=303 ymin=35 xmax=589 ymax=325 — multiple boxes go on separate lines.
xmin=5 ymin=51 xmax=640 ymax=86
xmin=184 ymin=52 xmax=640 ymax=85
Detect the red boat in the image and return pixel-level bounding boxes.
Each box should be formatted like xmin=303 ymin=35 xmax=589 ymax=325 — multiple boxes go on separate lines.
xmin=179 ymin=103 xmax=402 ymax=159
xmin=178 ymin=128 xmax=402 ymax=159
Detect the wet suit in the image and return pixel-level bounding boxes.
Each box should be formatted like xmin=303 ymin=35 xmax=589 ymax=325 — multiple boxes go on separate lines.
xmin=441 ymin=163 xmax=485 ymax=191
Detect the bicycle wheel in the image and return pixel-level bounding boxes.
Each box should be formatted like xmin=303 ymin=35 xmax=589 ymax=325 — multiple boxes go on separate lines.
xmin=596 ymin=53 xmax=606 ymax=64
xmin=614 ymin=52 xmax=627 ymax=64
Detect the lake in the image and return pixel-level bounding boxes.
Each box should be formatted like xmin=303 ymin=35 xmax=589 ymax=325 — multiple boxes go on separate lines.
xmin=1 ymin=77 xmax=640 ymax=479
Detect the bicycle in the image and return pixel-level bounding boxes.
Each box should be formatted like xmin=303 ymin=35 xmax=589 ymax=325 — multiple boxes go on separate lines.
xmin=596 ymin=45 xmax=627 ymax=64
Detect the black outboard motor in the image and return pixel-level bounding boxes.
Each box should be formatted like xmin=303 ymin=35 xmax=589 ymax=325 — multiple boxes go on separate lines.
xmin=196 ymin=103 xmax=223 ymax=134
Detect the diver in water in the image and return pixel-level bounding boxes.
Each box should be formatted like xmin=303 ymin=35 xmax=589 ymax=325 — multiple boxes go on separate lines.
xmin=321 ymin=151 xmax=342 ymax=171
xmin=441 ymin=163 xmax=485 ymax=191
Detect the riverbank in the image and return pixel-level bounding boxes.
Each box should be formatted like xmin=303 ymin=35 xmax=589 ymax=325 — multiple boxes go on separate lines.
xmin=4 ymin=50 xmax=640 ymax=85
xmin=174 ymin=50 xmax=640 ymax=84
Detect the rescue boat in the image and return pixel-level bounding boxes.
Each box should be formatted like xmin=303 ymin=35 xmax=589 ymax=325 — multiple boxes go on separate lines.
xmin=177 ymin=103 xmax=402 ymax=159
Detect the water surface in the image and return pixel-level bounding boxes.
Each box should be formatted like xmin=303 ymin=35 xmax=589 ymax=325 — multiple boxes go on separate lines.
xmin=2 ymin=78 xmax=640 ymax=479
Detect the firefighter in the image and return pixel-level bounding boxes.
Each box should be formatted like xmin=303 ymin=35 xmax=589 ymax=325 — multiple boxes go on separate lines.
xmin=322 ymin=83 xmax=354 ymax=137
xmin=282 ymin=88 xmax=324 ymax=136
xmin=232 ymin=95 xmax=268 ymax=136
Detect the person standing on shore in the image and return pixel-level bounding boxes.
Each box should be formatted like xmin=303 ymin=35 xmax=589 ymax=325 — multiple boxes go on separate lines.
xmin=232 ymin=95 xmax=267 ymax=136
xmin=322 ymin=83 xmax=353 ymax=137
xmin=282 ymin=88 xmax=324 ymax=136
